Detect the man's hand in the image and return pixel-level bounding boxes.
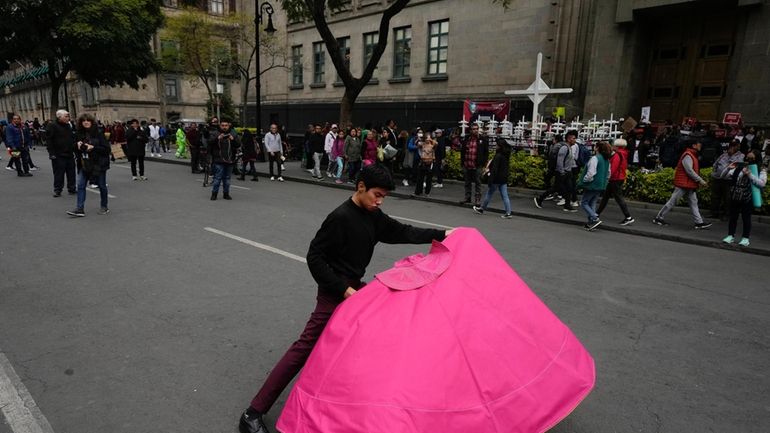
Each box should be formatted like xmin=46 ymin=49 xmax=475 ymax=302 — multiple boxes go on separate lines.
xmin=343 ymin=287 xmax=357 ymax=299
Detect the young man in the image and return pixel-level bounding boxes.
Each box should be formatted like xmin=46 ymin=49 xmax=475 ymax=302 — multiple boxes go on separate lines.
xmin=264 ymin=123 xmax=283 ymax=181
xmin=207 ymin=118 xmax=240 ymax=200
xmin=459 ymin=124 xmax=489 ymax=206
xmin=238 ymin=164 xmax=452 ymax=433
xmin=653 ymin=141 xmax=712 ymax=229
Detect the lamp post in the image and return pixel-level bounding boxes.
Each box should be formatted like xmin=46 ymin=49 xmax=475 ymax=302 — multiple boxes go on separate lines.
xmin=254 ymin=0 xmax=276 ymax=142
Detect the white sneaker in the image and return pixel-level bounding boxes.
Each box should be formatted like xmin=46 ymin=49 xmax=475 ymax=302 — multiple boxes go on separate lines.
xmin=571 ymin=201 xmax=579 ymax=208
xmin=157 ymin=154 xmax=162 ymax=158
xmin=30 ymin=166 xmax=38 ymax=171
xmin=132 ymin=176 xmax=138 ymax=181
xmin=140 ymin=176 xmax=147 ymax=181
xmin=270 ymin=176 xmax=275 ymax=181
xmin=556 ymin=199 xmax=566 ymax=206
xmin=281 ymin=164 xmax=286 ymax=171
xmin=402 ymin=179 xmax=409 ymax=186
xmin=278 ymin=176 xmax=284 ymax=182
xmin=5 ymin=166 xmax=13 ymax=171
xmin=432 ymin=183 xmax=443 ymax=188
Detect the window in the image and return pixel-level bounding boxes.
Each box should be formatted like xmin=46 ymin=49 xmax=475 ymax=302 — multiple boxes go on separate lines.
xmin=336 ymin=37 xmax=350 ymax=83
xmin=209 ymin=0 xmax=224 ymax=15
xmin=313 ymin=42 xmax=325 ymax=85
xmin=363 ymin=31 xmax=379 ymax=78
xmin=291 ymin=45 xmax=303 ymax=86
xmin=165 ymin=78 xmax=179 ymax=101
xmin=393 ymin=26 xmax=411 ymax=78
xmin=427 ymin=20 xmax=449 ymax=75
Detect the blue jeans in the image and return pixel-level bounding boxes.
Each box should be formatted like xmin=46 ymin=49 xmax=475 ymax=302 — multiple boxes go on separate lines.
xmin=212 ymin=163 xmax=233 ymax=193
xmin=580 ymin=189 xmax=602 ymax=222
xmin=481 ymin=183 xmax=512 ymax=214
xmin=76 ymin=171 xmax=108 ymax=210
xmin=335 ymin=156 xmax=344 ymax=179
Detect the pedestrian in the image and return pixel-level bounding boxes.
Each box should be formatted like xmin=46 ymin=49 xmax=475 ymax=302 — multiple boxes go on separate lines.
xmin=653 ymin=140 xmax=712 ymax=229
xmin=46 ymin=110 xmax=78 ymax=196
xmin=125 ymin=119 xmax=148 ymax=181
xmin=559 ymin=130 xmax=579 ymax=212
xmin=343 ymin=127 xmax=362 ymax=184
xmin=722 ymin=150 xmax=766 ymax=247
xmin=433 ymin=128 xmax=447 ymax=188
xmin=159 ymin=123 xmax=168 ymax=153
xmin=413 ymin=131 xmax=435 ymax=196
xmin=238 ymin=129 xmax=259 ymax=181
xmin=325 ymin=124 xmax=338 ymax=178
xmin=362 ymin=129 xmax=378 ymax=167
xmin=578 ymin=141 xmax=612 ymax=231
xmin=148 ymin=119 xmax=161 ymax=157
xmin=175 ymin=124 xmax=188 ymax=158
xmin=309 ymin=124 xmax=325 ymax=180
xmin=208 ymin=117 xmax=240 ymax=200
xmin=459 ymin=123 xmax=489 ymax=206
xmin=66 ymin=114 xmax=110 ymax=217
xmin=330 ymin=128 xmax=346 ymax=183
xmin=473 ymin=138 xmax=512 ymax=218
xmin=5 ymin=114 xmax=33 ymax=177
xmin=264 ymin=123 xmax=283 ymax=181
xmin=534 ymin=136 xmax=565 ymax=208
xmin=597 ymin=138 xmax=634 ymax=225
xmin=399 ymin=129 xmax=413 ymax=186
xmin=187 ymin=122 xmax=202 ymax=173
xmin=237 ymin=163 xmax=451 ymax=433
xmin=709 ymin=140 xmax=744 ymax=219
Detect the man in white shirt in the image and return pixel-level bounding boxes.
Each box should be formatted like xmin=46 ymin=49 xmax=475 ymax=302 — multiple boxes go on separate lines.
xmin=325 ymin=124 xmax=338 ymax=178
xmin=264 ymin=123 xmax=284 ymax=181
xmin=148 ymin=119 xmax=161 ymax=157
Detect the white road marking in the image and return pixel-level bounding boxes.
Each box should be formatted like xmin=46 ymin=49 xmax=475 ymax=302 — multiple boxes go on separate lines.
xmin=390 ymin=215 xmax=454 ymax=230
xmin=0 ymin=351 xmax=56 ymax=433
xmin=204 ymin=227 xmax=306 ymax=263
xmin=85 ymin=188 xmax=117 ymax=199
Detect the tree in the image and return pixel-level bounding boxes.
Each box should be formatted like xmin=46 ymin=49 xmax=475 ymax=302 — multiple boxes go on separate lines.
xmin=162 ymin=7 xmax=234 ymax=120
xmin=0 ymin=0 xmax=164 ymax=119
xmin=280 ymin=0 xmax=512 ymax=126
xmin=228 ymin=13 xmax=288 ymax=126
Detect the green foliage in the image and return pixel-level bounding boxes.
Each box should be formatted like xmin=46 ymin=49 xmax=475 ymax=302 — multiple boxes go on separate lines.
xmin=509 ymin=151 xmax=545 ymax=189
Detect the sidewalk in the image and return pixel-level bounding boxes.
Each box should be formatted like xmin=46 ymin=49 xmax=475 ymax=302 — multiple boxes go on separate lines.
xmin=147 ymin=154 xmax=770 ymax=257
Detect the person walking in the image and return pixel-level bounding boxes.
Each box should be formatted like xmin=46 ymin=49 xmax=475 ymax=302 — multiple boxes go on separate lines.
xmin=187 ymin=122 xmax=203 ymax=173
xmin=208 ymin=118 xmax=240 ymax=200
xmin=459 ymin=124 xmax=489 ymax=206
xmin=413 ymin=132 xmax=436 ymax=196
xmin=175 ymin=124 xmax=188 ymax=158
xmin=722 ymin=150 xmax=766 ymax=247
xmin=473 ymin=138 xmax=512 ymax=218
xmin=578 ymin=141 xmax=612 ymax=231
xmin=66 ymin=114 xmax=110 ymax=217
xmin=362 ymin=129 xmax=379 ymax=167
xmin=125 ymin=119 xmax=148 ymax=181
xmin=432 ymin=128 xmax=447 ymax=188
xmin=653 ymin=140 xmax=712 ymax=229
xmin=558 ymin=131 xmax=579 ymax=212
xmin=264 ymin=123 xmax=283 ymax=181
xmin=534 ymin=136 xmax=566 ymax=208
xmin=5 ymin=114 xmax=33 ymax=177
xmin=237 ymin=164 xmax=451 ymax=433
xmin=309 ymin=124 xmax=325 ymax=180
xmin=597 ymin=138 xmax=634 ymax=225
xmin=238 ymin=129 xmax=259 ymax=181
xmin=710 ymin=140 xmax=744 ymax=219
xmin=330 ymin=128 xmax=346 ymax=184
xmin=324 ymin=124 xmax=338 ymax=178
xmin=47 ymin=110 xmax=77 ymax=196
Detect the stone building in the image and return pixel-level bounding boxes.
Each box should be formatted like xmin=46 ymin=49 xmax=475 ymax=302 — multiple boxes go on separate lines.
xmin=254 ymin=0 xmax=769 ymax=133
xmin=0 ymin=0 xmax=245 ymax=124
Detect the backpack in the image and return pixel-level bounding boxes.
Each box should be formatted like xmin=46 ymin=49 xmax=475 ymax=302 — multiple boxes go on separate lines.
xmin=729 ymin=164 xmax=752 ymax=203
xmin=576 ymin=143 xmax=592 ymax=167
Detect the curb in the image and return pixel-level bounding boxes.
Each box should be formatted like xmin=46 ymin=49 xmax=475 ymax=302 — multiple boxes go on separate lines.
xmin=146 ymin=156 xmax=770 ymax=257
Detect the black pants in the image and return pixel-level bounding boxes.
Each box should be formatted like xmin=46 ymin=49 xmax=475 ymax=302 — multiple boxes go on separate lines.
xmin=241 ymin=161 xmax=257 ymax=177
xmin=268 ymin=152 xmax=282 ymax=177
xmin=415 ymin=162 xmax=434 ymax=195
xmin=727 ymin=200 xmax=753 ymax=238
xmin=190 ymin=146 xmax=201 ymax=172
xmin=463 ymin=167 xmax=481 ymax=204
xmin=710 ymin=178 xmax=730 ymax=218
xmin=597 ymin=180 xmax=631 ymax=218
xmin=11 ymin=154 xmax=29 ymax=175
xmin=52 ymin=157 xmax=76 ymax=193
xmin=128 ymin=155 xmax=145 ymax=176
xmin=538 ymin=169 xmax=563 ymax=201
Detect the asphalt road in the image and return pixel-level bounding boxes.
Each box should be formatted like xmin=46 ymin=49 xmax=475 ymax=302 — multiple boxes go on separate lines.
xmin=1 ymin=156 xmax=768 ymax=433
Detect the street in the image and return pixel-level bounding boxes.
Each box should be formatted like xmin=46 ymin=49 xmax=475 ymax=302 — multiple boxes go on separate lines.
xmin=1 ymin=155 xmax=768 ymax=433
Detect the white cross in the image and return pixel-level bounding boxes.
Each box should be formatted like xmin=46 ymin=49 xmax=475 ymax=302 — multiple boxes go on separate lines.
xmin=505 ymin=52 xmax=573 ymax=124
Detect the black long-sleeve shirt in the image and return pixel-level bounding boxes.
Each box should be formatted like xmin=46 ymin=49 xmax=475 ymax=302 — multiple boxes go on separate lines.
xmin=307 ymin=198 xmax=446 ymax=299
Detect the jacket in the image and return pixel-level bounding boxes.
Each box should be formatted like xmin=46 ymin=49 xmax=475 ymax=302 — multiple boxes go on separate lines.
xmin=310 ymin=133 xmax=324 ymax=154
xmin=331 ymin=137 xmax=345 ymax=160
xmin=344 ymin=136 xmax=362 ymax=162
xmin=579 ymin=154 xmax=610 ymax=191
xmin=264 ymin=132 xmax=282 ymax=153
xmin=75 ymin=129 xmax=110 ymax=174
xmin=673 ymin=148 xmax=702 ymax=190
xmin=125 ymin=126 xmax=148 ymax=157
xmin=5 ymin=123 xmax=31 ymax=150
xmin=460 ymin=135 xmax=489 ymax=169
xmin=609 ymin=148 xmax=629 ymax=181
xmin=207 ymin=129 xmax=241 ymax=164
xmin=46 ymin=121 xmax=76 ymax=158
xmin=488 ymin=145 xmax=511 ymax=185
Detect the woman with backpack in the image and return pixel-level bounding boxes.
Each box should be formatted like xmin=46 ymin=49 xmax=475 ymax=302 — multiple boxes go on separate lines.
xmin=721 ymin=150 xmax=766 ymax=247
xmin=577 ymin=141 xmax=612 ymax=231
xmin=473 ymin=139 xmax=512 ymax=218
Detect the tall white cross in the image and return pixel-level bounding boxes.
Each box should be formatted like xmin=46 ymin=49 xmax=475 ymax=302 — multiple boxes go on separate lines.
xmin=505 ymin=52 xmax=573 ymax=123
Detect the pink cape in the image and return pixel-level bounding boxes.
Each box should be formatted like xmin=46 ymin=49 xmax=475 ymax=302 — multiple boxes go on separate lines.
xmin=277 ymin=228 xmax=595 ymax=433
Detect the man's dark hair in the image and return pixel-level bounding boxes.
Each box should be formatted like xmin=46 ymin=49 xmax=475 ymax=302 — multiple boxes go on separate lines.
xmin=357 ymin=163 xmax=395 ymax=191
xmin=129 ymin=118 xmax=139 ymax=124
xmin=565 ymin=130 xmax=578 ymax=139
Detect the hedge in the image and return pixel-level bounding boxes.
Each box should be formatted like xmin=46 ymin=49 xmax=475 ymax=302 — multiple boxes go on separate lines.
xmin=442 ymin=150 xmax=770 ymax=214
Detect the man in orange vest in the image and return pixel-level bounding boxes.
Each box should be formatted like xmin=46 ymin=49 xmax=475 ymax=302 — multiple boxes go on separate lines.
xmin=653 ymin=141 xmax=712 ymax=229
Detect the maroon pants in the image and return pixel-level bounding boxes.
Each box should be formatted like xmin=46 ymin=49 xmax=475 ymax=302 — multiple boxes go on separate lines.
xmin=250 ymin=293 xmax=341 ymax=413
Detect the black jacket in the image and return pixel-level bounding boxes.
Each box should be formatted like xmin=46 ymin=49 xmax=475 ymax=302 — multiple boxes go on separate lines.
xmin=46 ymin=121 xmax=76 ymax=158
xmin=460 ymin=134 xmax=489 ymax=169
xmin=309 ymin=132 xmax=324 ymax=154
xmin=207 ymin=129 xmax=241 ymax=164
xmin=75 ymin=129 xmax=110 ymax=174
xmin=488 ymin=145 xmax=511 ymax=185
xmin=125 ymin=126 xmax=148 ymax=157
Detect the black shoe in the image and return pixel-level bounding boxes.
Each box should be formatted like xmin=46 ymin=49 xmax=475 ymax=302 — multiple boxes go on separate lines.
xmin=694 ymin=222 xmax=713 ymax=230
xmin=211 ymin=192 xmax=217 ymax=201
xmin=239 ymin=410 xmax=270 ymax=433
xmin=223 ymin=193 xmax=232 ymax=200
xmin=66 ymin=208 xmax=85 ymax=217
xmin=237 ymin=176 xmax=245 ymax=181
xmin=652 ymin=217 xmax=669 ymax=226
xmin=68 ymin=190 xmax=76 ymax=195
xmin=53 ymin=191 xmax=61 ymax=197
xmin=18 ymin=172 xmax=32 ymax=177
xmin=472 ymin=205 xmax=484 ymax=214
xmin=620 ymin=217 xmax=635 ymax=226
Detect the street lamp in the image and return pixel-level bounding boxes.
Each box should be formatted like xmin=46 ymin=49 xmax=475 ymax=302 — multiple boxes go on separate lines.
xmin=255 ymin=1 xmax=276 ymax=143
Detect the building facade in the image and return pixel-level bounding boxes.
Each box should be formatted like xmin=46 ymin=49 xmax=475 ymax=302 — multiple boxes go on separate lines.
xmin=0 ymin=0 xmax=246 ymax=124
xmin=253 ymin=0 xmax=769 ymax=134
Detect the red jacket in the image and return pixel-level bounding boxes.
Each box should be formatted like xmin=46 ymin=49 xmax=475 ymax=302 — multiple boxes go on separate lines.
xmin=609 ymin=148 xmax=628 ymax=181
xmin=673 ymin=148 xmax=700 ymax=190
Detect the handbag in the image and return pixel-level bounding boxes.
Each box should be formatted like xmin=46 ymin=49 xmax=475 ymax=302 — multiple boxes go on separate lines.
xmin=383 ymin=144 xmax=398 ymax=160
